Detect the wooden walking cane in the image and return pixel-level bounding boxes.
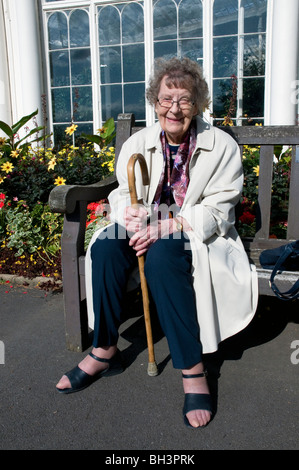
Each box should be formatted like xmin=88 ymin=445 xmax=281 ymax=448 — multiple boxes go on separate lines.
xmin=127 ymin=153 xmax=158 ymax=377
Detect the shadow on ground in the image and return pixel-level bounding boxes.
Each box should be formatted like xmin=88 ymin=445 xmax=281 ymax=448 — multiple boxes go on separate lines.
xmin=119 ymin=293 xmax=298 ymax=420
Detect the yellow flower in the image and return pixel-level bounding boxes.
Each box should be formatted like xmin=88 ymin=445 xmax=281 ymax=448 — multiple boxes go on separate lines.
xmin=1 ymin=161 xmax=14 ymax=173
xmin=0 ymin=137 xmax=7 ymax=146
xmin=0 ymin=176 xmax=6 ymax=184
xmin=253 ymin=165 xmax=260 ymax=176
xmin=10 ymin=150 xmax=19 ymax=158
xmin=65 ymin=124 xmax=78 ymax=136
xmin=54 ymin=176 xmax=66 ymax=186
xmin=101 ymin=161 xmax=114 ymax=173
xmin=223 ymin=116 xmax=233 ymax=126
xmin=48 ymin=158 xmax=57 ymax=170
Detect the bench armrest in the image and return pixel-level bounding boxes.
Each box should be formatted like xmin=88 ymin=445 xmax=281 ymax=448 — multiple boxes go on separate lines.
xmin=48 ymin=175 xmax=118 ymax=214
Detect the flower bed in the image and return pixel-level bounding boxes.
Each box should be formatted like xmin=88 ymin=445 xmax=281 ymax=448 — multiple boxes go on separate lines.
xmin=237 ymin=143 xmax=291 ymax=239
xmin=0 ymin=111 xmax=115 ymax=285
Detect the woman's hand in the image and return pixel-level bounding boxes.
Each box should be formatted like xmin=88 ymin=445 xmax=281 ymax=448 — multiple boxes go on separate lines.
xmin=124 ymin=205 xmax=148 ymax=233
xmin=129 ymin=219 xmax=176 ymax=256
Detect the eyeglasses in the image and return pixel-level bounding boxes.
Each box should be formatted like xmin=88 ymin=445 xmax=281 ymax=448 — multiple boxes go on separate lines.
xmin=157 ymin=97 xmax=195 ymax=110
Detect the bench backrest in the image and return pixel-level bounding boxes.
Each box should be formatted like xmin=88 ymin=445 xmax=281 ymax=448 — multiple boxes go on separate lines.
xmin=115 ymin=113 xmax=299 ymax=249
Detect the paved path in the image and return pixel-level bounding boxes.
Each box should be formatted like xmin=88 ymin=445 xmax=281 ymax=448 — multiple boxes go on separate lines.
xmin=0 ymin=283 xmax=298 ymax=451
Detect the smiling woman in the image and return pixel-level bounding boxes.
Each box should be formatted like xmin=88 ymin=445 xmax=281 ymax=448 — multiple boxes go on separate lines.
xmin=154 ymin=77 xmax=196 ymax=144
xmin=146 ymin=57 xmax=209 ymax=145
xmin=56 ymin=56 xmax=258 ymax=430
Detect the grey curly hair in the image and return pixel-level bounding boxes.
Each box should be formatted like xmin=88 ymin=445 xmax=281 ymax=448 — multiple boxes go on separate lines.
xmin=146 ymin=57 xmax=210 ymax=112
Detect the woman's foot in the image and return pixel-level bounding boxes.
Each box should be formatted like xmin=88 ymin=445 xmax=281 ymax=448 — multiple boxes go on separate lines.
xmin=56 ymin=345 xmax=118 ymax=391
xmin=182 ymin=362 xmax=212 ymax=428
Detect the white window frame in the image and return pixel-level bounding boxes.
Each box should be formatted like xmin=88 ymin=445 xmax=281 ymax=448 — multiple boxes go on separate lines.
xmin=210 ymin=0 xmax=268 ymax=125
xmin=41 ymin=0 xmax=269 ymax=139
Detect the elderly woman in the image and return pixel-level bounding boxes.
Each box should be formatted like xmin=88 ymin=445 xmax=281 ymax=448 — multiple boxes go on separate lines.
xmin=56 ymin=57 xmax=258 ymax=428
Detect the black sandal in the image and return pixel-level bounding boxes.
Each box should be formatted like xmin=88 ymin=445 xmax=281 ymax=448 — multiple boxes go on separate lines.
xmin=182 ymin=371 xmax=213 ymax=428
xmin=56 ymin=350 xmax=124 ymax=394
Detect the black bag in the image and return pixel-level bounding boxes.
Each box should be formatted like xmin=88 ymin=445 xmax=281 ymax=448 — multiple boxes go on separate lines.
xmin=259 ymin=240 xmax=299 ymax=301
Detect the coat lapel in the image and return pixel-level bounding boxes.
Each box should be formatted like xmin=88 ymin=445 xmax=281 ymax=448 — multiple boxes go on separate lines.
xmin=144 ymin=123 xmax=164 ymax=204
xmin=182 ymin=117 xmax=215 ymax=207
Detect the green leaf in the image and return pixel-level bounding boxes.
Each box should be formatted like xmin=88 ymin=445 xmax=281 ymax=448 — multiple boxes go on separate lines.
xmin=0 ymin=121 xmax=13 ymax=138
xmin=81 ymin=134 xmax=102 ymax=146
xmin=82 ymin=118 xmax=115 ymax=147
xmin=12 ymin=109 xmax=39 ymax=135
xmin=100 ymin=117 xmax=115 ymax=137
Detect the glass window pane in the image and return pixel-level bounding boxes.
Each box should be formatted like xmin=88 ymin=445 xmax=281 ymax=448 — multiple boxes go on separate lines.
xmin=72 ymin=86 xmax=93 ymax=122
xmin=179 ymin=0 xmax=202 ymax=39
xmin=74 ymin=123 xmax=93 ymax=146
xmin=179 ymin=39 xmax=203 ymax=62
xmin=52 ymin=88 xmax=71 ymax=123
xmin=213 ymin=36 xmax=237 ymax=78
xmin=69 ymin=10 xmax=90 ymax=47
xmin=101 ymin=85 xmax=122 ymax=122
xmin=213 ymin=0 xmax=238 ymax=36
xmin=53 ymin=125 xmax=68 ymax=146
xmin=48 ymin=12 xmax=68 ymax=50
xmin=49 ymin=51 xmax=70 ymax=87
xmin=243 ymin=77 xmax=264 ymax=117
xmin=154 ymin=0 xmax=177 ymax=41
xmin=244 ymin=0 xmax=267 ymax=33
xmin=123 ymin=44 xmax=145 ymax=82
xmin=122 ymin=3 xmax=144 ymax=44
xmin=98 ymin=6 xmax=120 ymax=45
xmin=243 ymin=34 xmax=265 ymax=76
xmin=70 ymin=49 xmax=91 ymax=85
xmin=100 ymin=47 xmax=122 ymax=84
xmin=124 ymin=83 xmax=145 ymax=121
xmin=154 ymin=40 xmax=177 ymax=60
xmin=213 ymin=78 xmax=235 ymax=119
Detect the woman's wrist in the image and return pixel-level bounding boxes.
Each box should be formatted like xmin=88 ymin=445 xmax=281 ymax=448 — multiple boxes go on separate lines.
xmin=173 ymin=216 xmax=192 ymax=232
xmin=174 ymin=217 xmax=184 ymax=232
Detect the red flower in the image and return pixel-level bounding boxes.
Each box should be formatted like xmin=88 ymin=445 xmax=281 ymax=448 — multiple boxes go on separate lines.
xmin=0 ymin=193 xmax=5 ymax=200
xmin=87 ymin=202 xmax=99 ymax=212
xmin=239 ymin=211 xmax=255 ymax=225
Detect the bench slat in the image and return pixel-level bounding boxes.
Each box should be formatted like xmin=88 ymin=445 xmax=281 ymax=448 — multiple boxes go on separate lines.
xmin=223 ymin=125 xmax=299 ymax=145
xmin=287 ymin=145 xmax=299 ymax=239
xmin=254 ymin=145 xmax=274 ymax=240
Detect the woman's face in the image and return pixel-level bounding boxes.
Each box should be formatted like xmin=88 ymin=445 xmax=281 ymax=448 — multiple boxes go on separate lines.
xmin=155 ymin=75 xmax=198 ymax=145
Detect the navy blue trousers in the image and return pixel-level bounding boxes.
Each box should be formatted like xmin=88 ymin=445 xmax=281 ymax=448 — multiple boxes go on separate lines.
xmin=89 ymin=223 xmax=202 ymax=369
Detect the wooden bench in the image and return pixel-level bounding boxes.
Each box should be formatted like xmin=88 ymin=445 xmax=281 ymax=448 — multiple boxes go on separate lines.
xmin=49 ymin=113 xmax=299 ymax=352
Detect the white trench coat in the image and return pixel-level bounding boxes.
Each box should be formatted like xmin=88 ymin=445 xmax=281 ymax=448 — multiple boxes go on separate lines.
xmin=86 ymin=117 xmax=258 ymax=354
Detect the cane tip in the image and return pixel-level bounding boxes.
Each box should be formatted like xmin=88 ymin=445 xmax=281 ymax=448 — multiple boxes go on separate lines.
xmin=147 ymin=362 xmax=159 ymax=376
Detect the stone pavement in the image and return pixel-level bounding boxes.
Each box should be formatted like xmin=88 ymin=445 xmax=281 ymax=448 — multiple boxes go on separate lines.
xmin=0 ymin=282 xmax=298 ymax=451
